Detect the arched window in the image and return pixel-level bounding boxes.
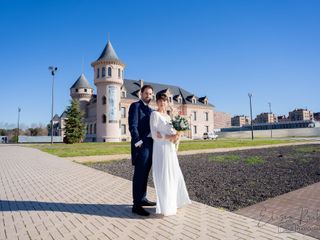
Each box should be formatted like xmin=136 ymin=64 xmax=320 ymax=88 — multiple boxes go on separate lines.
xmin=102 ymin=114 xmax=106 ymax=123
xmin=97 ymin=68 xmax=100 ymax=78
xmin=118 ymin=68 xmax=121 ymax=78
xmin=108 ymin=67 xmax=112 ymax=77
xmin=102 ymin=96 xmax=106 ymax=105
xmin=102 ymin=67 xmax=106 ymax=77
xmin=94 ymin=123 xmax=96 ymax=134
xmin=89 ymin=124 xmax=92 ymax=134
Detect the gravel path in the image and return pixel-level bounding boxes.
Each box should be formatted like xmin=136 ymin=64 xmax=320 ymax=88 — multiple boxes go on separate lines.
xmin=86 ymin=144 xmax=320 ymax=211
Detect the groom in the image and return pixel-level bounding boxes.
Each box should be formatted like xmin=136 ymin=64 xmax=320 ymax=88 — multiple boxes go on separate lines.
xmin=128 ymin=84 xmax=156 ymax=216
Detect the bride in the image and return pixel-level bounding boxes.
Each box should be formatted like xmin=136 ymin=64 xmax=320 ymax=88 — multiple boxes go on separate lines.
xmin=150 ymin=92 xmax=191 ymax=216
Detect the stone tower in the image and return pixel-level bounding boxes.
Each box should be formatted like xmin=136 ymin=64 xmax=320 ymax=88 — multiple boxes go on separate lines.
xmin=70 ymin=73 xmax=93 ymax=115
xmin=91 ymin=40 xmax=125 ymax=142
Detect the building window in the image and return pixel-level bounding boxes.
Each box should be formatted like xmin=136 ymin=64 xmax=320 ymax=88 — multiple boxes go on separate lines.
xmin=94 ymin=123 xmax=96 ymax=134
xmin=169 ymin=97 xmax=172 ymax=103
xmin=97 ymin=68 xmax=100 ymax=78
xmin=193 ymin=125 xmax=197 ymax=134
xmin=86 ymin=124 xmax=89 ymax=134
xmin=108 ymin=67 xmax=112 ymax=77
xmin=205 ymin=126 xmax=209 ymax=132
xmin=89 ymin=124 xmax=92 ymax=134
xmin=121 ymin=91 xmax=126 ymax=98
xmin=193 ymin=111 xmax=197 ymax=121
xmin=102 ymin=114 xmax=106 ymax=123
xmin=205 ymin=112 xmax=209 ymax=121
xmin=121 ymin=124 xmax=126 ymax=134
xmin=118 ymin=68 xmax=121 ymax=78
xmin=84 ymin=89 xmax=87 ymax=92
xmin=192 ymin=98 xmax=196 ymax=104
xmin=121 ymin=107 xmax=126 ymax=118
xmin=178 ymin=97 xmax=182 ymax=104
xmin=102 ymin=96 xmax=106 ymax=105
xmin=102 ymin=67 xmax=106 ymax=77
xmin=76 ymin=89 xmax=78 ymax=92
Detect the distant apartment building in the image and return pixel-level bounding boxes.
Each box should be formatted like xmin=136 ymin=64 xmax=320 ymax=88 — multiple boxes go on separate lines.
xmin=288 ymin=108 xmax=314 ymax=121
xmin=277 ymin=115 xmax=288 ymax=122
xmin=313 ymin=112 xmax=320 ymax=121
xmin=254 ymin=112 xmax=277 ymax=124
xmin=214 ymin=111 xmax=231 ymax=129
xmin=231 ymin=115 xmax=250 ymax=127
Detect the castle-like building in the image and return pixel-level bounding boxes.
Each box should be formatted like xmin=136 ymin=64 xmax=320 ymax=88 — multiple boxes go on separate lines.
xmin=55 ymin=41 xmax=214 ymax=142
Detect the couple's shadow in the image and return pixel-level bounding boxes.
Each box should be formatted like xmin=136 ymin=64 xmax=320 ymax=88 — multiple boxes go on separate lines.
xmin=0 ymin=200 xmax=161 ymax=219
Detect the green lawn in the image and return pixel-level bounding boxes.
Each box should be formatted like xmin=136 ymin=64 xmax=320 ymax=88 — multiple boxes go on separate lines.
xmin=29 ymin=138 xmax=303 ymax=157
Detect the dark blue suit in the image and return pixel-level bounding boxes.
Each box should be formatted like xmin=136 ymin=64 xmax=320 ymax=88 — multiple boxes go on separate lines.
xmin=128 ymin=100 xmax=153 ymax=206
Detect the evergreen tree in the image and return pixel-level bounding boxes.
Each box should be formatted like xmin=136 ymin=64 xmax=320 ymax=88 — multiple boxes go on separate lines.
xmin=64 ymin=100 xmax=85 ymax=144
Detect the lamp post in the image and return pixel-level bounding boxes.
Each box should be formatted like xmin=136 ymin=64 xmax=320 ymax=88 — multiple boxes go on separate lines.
xmin=48 ymin=66 xmax=58 ymax=144
xmin=248 ymin=93 xmax=254 ymax=140
xmin=268 ymin=102 xmax=273 ymax=138
xmin=17 ymin=107 xmax=21 ymax=143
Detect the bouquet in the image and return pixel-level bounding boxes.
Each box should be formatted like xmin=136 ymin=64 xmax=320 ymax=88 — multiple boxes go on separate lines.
xmin=171 ymin=115 xmax=190 ymax=151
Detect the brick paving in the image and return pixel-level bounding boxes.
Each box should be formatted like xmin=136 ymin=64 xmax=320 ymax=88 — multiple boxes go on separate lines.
xmin=0 ymin=145 xmax=317 ymax=239
xmin=236 ymin=181 xmax=320 ymax=239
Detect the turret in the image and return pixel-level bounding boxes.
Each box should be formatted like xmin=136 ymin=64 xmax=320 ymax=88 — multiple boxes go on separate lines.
xmin=91 ymin=40 xmax=125 ymax=142
xmin=70 ymin=73 xmax=93 ymax=114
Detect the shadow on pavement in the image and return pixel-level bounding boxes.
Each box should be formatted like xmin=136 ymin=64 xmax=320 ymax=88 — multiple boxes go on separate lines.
xmin=0 ymin=200 xmax=159 ymax=219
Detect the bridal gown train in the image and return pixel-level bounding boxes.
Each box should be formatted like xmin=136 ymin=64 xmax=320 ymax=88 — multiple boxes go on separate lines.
xmin=150 ymin=111 xmax=191 ymax=216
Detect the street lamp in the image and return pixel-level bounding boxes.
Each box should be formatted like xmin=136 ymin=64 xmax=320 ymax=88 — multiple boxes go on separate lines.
xmin=268 ymin=102 xmax=273 ymax=138
xmin=248 ymin=93 xmax=254 ymax=140
xmin=17 ymin=107 xmax=21 ymax=143
xmin=49 ymin=66 xmax=58 ymax=144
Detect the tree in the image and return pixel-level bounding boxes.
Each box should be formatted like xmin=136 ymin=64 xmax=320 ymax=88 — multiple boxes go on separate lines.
xmin=27 ymin=127 xmax=48 ymax=136
xmin=0 ymin=129 xmax=6 ymax=136
xmin=64 ymin=100 xmax=85 ymax=144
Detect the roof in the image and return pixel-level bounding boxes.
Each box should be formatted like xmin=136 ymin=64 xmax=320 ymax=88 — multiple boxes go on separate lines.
xmin=122 ymin=79 xmax=214 ymax=107
xmin=95 ymin=40 xmax=123 ymax=64
xmin=52 ymin=114 xmax=60 ymax=121
xmin=70 ymin=74 xmax=93 ymax=89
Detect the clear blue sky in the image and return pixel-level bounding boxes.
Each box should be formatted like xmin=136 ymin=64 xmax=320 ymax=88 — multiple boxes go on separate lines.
xmin=1 ymin=0 xmax=319 ymax=129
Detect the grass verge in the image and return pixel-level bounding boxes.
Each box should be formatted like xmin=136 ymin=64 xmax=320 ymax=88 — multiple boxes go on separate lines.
xmin=28 ymin=138 xmax=305 ymax=157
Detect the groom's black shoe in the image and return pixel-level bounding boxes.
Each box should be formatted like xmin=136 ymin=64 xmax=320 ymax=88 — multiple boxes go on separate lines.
xmin=141 ymin=199 xmax=156 ymax=206
xmin=132 ymin=206 xmax=150 ymax=216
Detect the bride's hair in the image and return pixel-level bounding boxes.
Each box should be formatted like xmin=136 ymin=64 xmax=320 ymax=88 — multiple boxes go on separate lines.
xmin=156 ymin=92 xmax=168 ymax=102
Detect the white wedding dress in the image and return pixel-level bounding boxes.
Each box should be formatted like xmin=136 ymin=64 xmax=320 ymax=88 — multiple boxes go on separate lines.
xmin=150 ymin=111 xmax=191 ymax=216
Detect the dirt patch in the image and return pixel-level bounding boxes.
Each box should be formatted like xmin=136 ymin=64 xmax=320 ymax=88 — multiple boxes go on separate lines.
xmin=86 ymin=144 xmax=320 ymax=211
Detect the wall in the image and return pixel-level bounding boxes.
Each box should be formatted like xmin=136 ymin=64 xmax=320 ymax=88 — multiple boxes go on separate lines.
xmin=217 ymin=127 xmax=320 ymax=138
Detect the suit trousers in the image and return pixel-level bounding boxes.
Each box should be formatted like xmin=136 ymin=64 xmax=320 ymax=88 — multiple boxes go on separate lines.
xmin=132 ymin=138 xmax=153 ymax=206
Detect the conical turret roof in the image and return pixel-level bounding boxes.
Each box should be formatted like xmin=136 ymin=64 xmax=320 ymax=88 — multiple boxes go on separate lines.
xmin=70 ymin=74 xmax=93 ymax=89
xmin=94 ymin=40 xmax=124 ymax=65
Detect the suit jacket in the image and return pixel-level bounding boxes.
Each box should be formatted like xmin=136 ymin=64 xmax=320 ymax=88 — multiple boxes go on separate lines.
xmin=128 ymin=100 xmax=153 ymax=165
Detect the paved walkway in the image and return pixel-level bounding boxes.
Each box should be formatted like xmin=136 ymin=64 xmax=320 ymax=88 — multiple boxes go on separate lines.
xmin=236 ymin=181 xmax=320 ymax=239
xmin=0 ymin=145 xmax=316 ymax=239
xmin=67 ymin=141 xmax=320 ymax=163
